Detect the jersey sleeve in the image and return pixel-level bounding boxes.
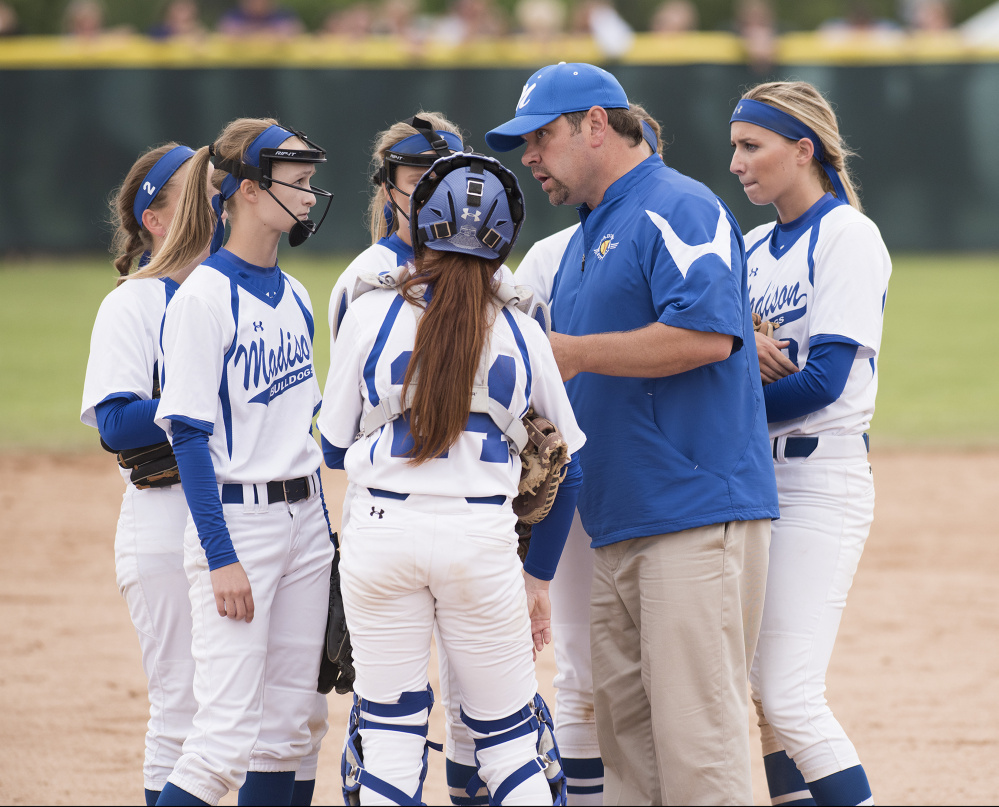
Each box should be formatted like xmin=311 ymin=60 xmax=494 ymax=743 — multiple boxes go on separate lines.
xmin=645 ymin=198 xmax=745 ymax=340
xmin=81 ymin=285 xmax=159 ymax=428
xmin=317 ymin=306 xmax=365 ymax=450
xmin=808 ymin=220 xmax=889 ymax=361
xmin=521 ymin=318 xmax=586 ymax=456
xmin=155 ymin=293 xmax=229 ymax=438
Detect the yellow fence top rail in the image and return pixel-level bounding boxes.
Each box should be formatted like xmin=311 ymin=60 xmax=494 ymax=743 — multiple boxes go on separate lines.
xmin=1 ymin=32 xmax=998 ymax=69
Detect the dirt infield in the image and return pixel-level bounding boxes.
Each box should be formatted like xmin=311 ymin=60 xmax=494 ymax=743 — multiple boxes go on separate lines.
xmin=1 ymin=450 xmax=997 ymax=806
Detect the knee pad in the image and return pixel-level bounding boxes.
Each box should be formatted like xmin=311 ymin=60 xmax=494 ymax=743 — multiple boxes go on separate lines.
xmin=341 ymin=685 xmax=443 ymax=806
xmin=459 ymin=693 xmax=567 ymax=806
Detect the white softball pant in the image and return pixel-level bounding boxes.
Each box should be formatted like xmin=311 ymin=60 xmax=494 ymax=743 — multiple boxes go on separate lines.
xmin=167 ymin=484 xmax=334 ymax=805
xmin=751 ymin=435 xmax=875 ymax=783
xmin=114 ymin=484 xmax=198 ymax=793
xmin=340 ymin=489 xmax=551 ymax=805
xmin=549 ymin=510 xmax=599 ymax=760
xmin=442 ymin=510 xmax=597 ymax=762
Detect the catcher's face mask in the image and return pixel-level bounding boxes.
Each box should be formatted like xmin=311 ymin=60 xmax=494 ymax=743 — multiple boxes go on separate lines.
xmin=373 ymin=116 xmax=464 ymax=229
xmin=410 ymin=152 xmax=525 ymax=262
xmin=212 ymin=124 xmax=333 ymax=248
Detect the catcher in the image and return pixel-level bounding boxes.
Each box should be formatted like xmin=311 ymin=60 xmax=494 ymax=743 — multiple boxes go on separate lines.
xmin=317 ymin=151 xmax=585 ymax=805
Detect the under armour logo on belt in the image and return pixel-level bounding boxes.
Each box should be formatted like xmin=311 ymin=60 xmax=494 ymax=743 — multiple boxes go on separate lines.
xmin=253 ymin=321 xmax=264 ymax=331
xmin=370 ymin=506 xmax=384 ymax=519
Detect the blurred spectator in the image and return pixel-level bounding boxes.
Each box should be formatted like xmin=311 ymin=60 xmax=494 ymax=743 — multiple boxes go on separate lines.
xmin=321 ymin=2 xmax=374 ymax=37
xmin=0 ymin=1 xmax=18 ymax=36
xmin=148 ymin=0 xmax=207 ymax=40
xmin=960 ymin=0 xmax=999 ymax=43
xmin=514 ymin=0 xmax=566 ymax=41
xmin=217 ymin=0 xmax=304 ymax=38
xmin=818 ymin=1 xmax=903 ymax=39
xmin=432 ymin=0 xmax=507 ymax=45
xmin=901 ymin=0 xmax=953 ymax=31
xmin=735 ymin=0 xmax=777 ymax=73
xmin=62 ymin=0 xmax=106 ymax=37
xmin=370 ymin=0 xmax=424 ymax=38
xmin=571 ymin=1 xmax=633 ymax=59
xmin=62 ymin=0 xmax=133 ymax=38
xmin=650 ymin=0 xmax=698 ymax=34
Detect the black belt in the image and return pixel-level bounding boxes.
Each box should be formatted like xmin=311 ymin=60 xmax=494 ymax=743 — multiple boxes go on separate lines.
xmin=772 ymin=434 xmax=869 ymax=459
xmin=773 ymin=436 xmax=819 ymax=459
xmin=221 ymin=476 xmax=313 ymax=505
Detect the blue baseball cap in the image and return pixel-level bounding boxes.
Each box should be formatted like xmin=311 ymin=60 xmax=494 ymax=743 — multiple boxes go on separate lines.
xmin=485 ymin=62 xmax=630 ymax=152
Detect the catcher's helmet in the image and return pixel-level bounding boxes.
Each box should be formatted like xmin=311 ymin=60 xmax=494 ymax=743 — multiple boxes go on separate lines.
xmin=410 ymin=153 xmax=525 ymax=262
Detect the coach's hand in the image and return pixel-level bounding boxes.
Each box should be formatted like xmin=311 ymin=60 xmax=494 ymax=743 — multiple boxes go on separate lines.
xmin=211 ymin=562 xmax=255 ymax=622
xmin=755 ymin=331 xmax=799 ymax=385
xmin=523 ymin=571 xmax=552 ymax=660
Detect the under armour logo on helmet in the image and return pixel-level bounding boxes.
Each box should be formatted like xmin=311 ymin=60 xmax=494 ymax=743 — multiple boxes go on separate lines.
xmin=461 ymin=208 xmax=481 ymax=222
xmin=370 ymin=506 xmax=384 ymax=519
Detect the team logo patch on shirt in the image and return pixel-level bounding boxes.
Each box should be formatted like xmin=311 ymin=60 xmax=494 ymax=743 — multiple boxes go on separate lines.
xmin=594 ymin=233 xmax=618 ymax=260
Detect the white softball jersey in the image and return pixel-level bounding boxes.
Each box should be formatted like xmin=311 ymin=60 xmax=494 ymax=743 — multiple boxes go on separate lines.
xmin=745 ymin=196 xmax=892 ymax=439
xmin=318 ymin=285 xmax=585 ymax=500
xmin=81 ymin=276 xmax=178 ymax=484
xmin=513 ymin=223 xmax=578 ymax=305
xmin=155 ymin=251 xmax=323 ymax=484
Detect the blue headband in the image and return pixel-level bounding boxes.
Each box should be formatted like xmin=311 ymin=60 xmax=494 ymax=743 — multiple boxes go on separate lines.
xmin=730 ymin=98 xmax=848 ymax=202
xmin=218 ymin=124 xmax=296 ymax=201
xmin=391 ymin=130 xmax=464 ymax=156
xmin=641 ymin=120 xmax=658 ymax=155
xmin=132 ymin=145 xmax=196 ymax=226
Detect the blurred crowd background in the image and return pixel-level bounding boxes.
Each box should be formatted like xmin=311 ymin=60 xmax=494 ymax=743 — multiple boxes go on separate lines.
xmin=3 ymin=0 xmax=999 ymax=63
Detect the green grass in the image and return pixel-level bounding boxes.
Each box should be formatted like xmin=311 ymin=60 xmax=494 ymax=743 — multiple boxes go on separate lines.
xmin=1 ymin=253 xmax=997 ymax=451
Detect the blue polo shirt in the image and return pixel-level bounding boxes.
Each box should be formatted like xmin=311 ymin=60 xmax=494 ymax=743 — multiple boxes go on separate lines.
xmin=551 ymin=156 xmax=778 ymax=547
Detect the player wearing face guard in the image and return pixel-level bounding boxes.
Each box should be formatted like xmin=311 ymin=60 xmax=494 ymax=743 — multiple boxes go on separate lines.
xmin=318 ymin=152 xmax=583 ymax=806
xmin=327 ymin=114 xmax=540 ymax=806
xmin=210 ymin=125 xmax=333 ymax=248
xmin=371 ymin=114 xmax=464 ymax=235
xmin=131 ymin=118 xmax=336 ymax=807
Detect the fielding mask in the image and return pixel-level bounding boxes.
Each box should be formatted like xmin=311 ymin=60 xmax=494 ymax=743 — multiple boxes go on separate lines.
xmin=213 ymin=124 xmax=333 ymax=248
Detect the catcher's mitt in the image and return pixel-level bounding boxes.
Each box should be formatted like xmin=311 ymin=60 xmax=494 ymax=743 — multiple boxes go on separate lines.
xmin=105 ymin=439 xmax=180 ymax=490
xmin=513 ymin=410 xmax=570 ymax=559
xmin=318 ymin=541 xmax=355 ymax=695
xmin=752 ymin=312 xmax=778 ymax=339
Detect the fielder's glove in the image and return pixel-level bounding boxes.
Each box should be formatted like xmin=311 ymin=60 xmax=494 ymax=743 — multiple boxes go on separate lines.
xmin=318 ymin=540 xmax=355 ymax=695
xmin=104 ymin=439 xmax=180 ymax=489
xmin=513 ymin=410 xmax=570 ymax=560
xmin=752 ymin=311 xmax=779 ymax=338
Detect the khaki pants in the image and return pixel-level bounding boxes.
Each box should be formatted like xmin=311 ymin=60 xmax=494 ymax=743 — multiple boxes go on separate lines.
xmin=591 ymin=519 xmax=770 ymax=806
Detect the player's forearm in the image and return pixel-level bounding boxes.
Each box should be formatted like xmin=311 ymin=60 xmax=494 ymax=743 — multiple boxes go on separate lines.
xmin=552 ymin=323 xmax=733 ymax=380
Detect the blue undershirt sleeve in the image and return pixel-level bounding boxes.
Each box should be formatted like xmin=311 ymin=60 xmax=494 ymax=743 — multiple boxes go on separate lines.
xmin=169 ymin=420 xmax=237 ymax=570
xmin=522 ymin=455 xmax=583 ymax=581
xmin=321 ymin=435 xmax=348 ymax=470
xmin=764 ymin=340 xmax=859 ymax=423
xmin=95 ymin=395 xmax=168 ymax=450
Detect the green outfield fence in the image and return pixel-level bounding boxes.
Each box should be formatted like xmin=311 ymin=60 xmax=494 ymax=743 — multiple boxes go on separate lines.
xmin=2 ymin=32 xmax=999 ymax=254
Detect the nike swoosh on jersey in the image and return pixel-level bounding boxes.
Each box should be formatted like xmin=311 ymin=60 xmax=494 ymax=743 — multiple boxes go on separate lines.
xmin=646 ymin=203 xmax=732 ymax=279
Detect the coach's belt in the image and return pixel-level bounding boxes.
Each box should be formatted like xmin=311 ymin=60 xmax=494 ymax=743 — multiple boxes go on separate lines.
xmin=367 ymin=487 xmax=506 ymax=506
xmin=772 ymin=434 xmax=869 ymax=460
xmin=221 ymin=476 xmax=314 ymax=505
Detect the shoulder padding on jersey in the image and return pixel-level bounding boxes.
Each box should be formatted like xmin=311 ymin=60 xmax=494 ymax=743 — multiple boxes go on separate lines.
xmin=351 ymin=263 xmax=412 ymax=302
xmin=494 ymin=282 xmax=551 ymax=336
